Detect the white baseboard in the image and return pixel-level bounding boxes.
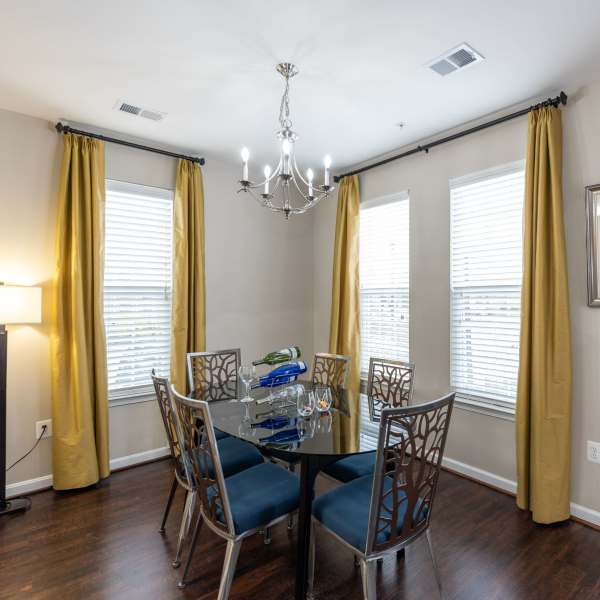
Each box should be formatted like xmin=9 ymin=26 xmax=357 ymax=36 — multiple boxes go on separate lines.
xmin=443 ymin=456 xmax=600 ymax=528
xmin=6 ymin=474 xmax=54 ymax=498
xmin=6 ymin=446 xmax=170 ymax=499
xmin=109 ymin=446 xmax=170 ymax=471
xmin=570 ymin=502 xmax=600 ymax=528
xmin=442 ymin=456 xmax=517 ymax=494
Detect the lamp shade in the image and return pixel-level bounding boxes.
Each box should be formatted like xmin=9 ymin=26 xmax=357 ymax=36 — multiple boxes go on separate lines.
xmin=0 ymin=284 xmax=42 ymax=324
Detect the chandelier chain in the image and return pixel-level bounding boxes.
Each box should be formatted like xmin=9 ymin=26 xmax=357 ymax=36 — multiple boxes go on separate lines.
xmin=279 ymin=74 xmax=292 ymax=130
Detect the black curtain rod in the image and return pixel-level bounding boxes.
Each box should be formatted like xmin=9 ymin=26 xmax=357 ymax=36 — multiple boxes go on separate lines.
xmin=334 ymin=91 xmax=567 ymax=183
xmin=55 ymin=122 xmax=205 ymax=166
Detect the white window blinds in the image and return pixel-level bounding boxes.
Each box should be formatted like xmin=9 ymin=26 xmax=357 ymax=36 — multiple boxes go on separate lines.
xmin=359 ymin=192 xmax=410 ymax=374
xmin=104 ymin=180 xmax=174 ymax=402
xmin=450 ymin=162 xmax=525 ymax=407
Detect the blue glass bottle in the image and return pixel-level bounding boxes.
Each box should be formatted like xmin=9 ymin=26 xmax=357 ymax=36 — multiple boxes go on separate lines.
xmin=251 ymin=360 xmax=308 ymax=389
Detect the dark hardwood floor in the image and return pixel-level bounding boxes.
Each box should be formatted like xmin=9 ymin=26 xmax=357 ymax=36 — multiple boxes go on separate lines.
xmin=1 ymin=459 xmax=600 ymax=600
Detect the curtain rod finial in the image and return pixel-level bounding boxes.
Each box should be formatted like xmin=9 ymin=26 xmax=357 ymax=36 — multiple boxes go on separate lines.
xmin=560 ymin=91 xmax=568 ymax=106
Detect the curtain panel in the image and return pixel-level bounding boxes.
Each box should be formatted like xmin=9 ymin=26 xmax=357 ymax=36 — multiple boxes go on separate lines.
xmin=170 ymin=159 xmax=206 ymax=394
xmin=51 ymin=132 xmax=110 ymax=490
xmin=516 ymin=106 xmax=572 ymax=523
xmin=329 ymin=175 xmax=361 ymax=450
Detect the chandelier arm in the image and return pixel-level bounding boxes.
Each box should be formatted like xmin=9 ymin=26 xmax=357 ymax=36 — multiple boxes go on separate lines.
xmin=289 ymin=173 xmax=314 ymax=205
xmin=291 ymin=154 xmax=311 ymax=188
xmin=242 ymin=186 xmax=269 ymax=208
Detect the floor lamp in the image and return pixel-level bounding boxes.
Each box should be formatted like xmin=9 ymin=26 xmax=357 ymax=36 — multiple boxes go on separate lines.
xmin=0 ymin=283 xmax=42 ymax=516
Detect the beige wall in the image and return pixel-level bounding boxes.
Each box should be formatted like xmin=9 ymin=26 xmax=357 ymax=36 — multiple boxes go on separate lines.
xmin=313 ymin=83 xmax=600 ymax=514
xmin=1 ymin=108 xmax=314 ymax=486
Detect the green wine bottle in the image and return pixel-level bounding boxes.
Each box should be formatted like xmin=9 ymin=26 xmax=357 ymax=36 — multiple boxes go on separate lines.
xmin=253 ymin=346 xmax=302 ymax=366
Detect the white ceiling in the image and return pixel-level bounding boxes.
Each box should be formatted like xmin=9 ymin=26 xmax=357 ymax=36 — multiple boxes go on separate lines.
xmin=1 ymin=0 xmax=599 ymax=171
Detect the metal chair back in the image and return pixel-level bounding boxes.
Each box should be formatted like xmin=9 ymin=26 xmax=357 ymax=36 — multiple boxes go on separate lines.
xmin=367 ymin=357 xmax=415 ymax=421
xmin=187 ymin=348 xmax=241 ymax=400
xmin=151 ymin=371 xmax=191 ymax=488
xmin=312 ymin=352 xmax=351 ymax=389
xmin=170 ymin=386 xmax=235 ymax=538
xmin=365 ymin=393 xmax=454 ymax=556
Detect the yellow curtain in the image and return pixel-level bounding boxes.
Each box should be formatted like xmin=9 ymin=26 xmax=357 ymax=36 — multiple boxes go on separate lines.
xmin=516 ymin=107 xmax=572 ymax=523
xmin=50 ymin=133 xmax=109 ymax=490
xmin=329 ymin=175 xmax=361 ymax=449
xmin=170 ymin=159 xmax=206 ymax=393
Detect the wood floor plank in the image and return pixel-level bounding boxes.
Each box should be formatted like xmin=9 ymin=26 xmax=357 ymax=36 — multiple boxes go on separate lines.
xmin=1 ymin=459 xmax=599 ymax=599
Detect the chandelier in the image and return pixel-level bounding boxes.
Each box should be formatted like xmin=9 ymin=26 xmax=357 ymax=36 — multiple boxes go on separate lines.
xmin=238 ymin=63 xmax=334 ymax=219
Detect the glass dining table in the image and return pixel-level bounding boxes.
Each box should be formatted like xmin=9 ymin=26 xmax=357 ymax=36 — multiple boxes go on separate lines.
xmin=196 ymin=380 xmax=376 ymax=600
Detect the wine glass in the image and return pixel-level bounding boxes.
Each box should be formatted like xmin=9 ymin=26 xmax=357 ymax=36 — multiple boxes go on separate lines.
xmin=297 ymin=388 xmax=315 ymax=417
xmin=239 ymin=364 xmax=256 ymax=403
xmin=315 ymin=386 xmax=333 ymax=413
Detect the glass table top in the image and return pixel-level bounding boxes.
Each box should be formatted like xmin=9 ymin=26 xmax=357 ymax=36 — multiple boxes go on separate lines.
xmin=198 ymin=380 xmax=376 ymax=457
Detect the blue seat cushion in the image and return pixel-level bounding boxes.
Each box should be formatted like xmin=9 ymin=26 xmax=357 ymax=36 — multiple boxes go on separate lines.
xmin=312 ymin=474 xmax=427 ymax=551
xmin=209 ymin=462 xmax=300 ymax=534
xmin=197 ymin=436 xmax=264 ymax=479
xmin=323 ymin=451 xmax=375 ymax=482
xmin=214 ymin=428 xmax=229 ymax=440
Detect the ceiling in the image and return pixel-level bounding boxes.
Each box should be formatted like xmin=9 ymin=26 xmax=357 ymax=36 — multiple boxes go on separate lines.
xmin=1 ymin=0 xmax=599 ymax=171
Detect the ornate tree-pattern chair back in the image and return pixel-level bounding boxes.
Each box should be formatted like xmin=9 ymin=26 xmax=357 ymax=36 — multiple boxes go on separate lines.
xmin=367 ymin=358 xmax=415 ymax=422
xmin=312 ymin=353 xmax=351 ymax=389
xmin=151 ymin=371 xmax=189 ymax=486
xmin=187 ymin=349 xmax=241 ymax=401
xmin=366 ymin=393 xmax=454 ymax=556
xmin=170 ymin=386 xmax=235 ymax=537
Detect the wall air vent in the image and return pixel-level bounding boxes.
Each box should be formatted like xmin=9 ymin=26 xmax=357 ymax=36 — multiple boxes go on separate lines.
xmin=427 ymin=43 xmax=484 ymax=76
xmin=115 ymin=100 xmax=166 ymax=122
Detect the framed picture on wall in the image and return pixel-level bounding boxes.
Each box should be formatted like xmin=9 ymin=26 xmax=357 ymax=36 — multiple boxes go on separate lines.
xmin=585 ymin=183 xmax=600 ymax=306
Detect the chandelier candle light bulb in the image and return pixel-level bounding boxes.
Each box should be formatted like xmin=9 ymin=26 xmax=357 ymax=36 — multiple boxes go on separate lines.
xmin=241 ymin=147 xmax=250 ymax=182
xmin=282 ymin=139 xmax=291 ymax=175
xmin=237 ymin=62 xmax=334 ymax=218
xmin=307 ymin=168 xmax=314 ymax=197
xmin=324 ymin=155 xmax=332 ymax=188
xmin=263 ymin=165 xmax=271 ymax=194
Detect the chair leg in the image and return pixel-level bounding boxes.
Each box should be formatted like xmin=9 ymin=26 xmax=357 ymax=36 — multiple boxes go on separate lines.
xmin=217 ymin=539 xmax=242 ymax=600
xmin=178 ymin=510 xmax=204 ymax=588
xmin=397 ymin=548 xmax=405 ymax=560
xmin=287 ymin=514 xmax=294 ymax=530
xmin=264 ymin=527 xmax=271 ymax=545
xmin=173 ymin=490 xmax=195 ymax=568
xmin=360 ymin=559 xmax=377 ymax=600
xmin=354 ymin=554 xmax=360 ymax=568
xmin=159 ymin=475 xmax=178 ymax=534
xmin=425 ymin=529 xmax=443 ymax=599
xmin=307 ymin=521 xmax=316 ymax=599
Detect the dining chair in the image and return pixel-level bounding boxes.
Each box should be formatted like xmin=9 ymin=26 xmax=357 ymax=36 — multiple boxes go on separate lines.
xmin=309 ymin=393 xmax=455 ymax=600
xmin=170 ymin=386 xmax=300 ymax=596
xmin=311 ymin=352 xmax=351 ymax=389
xmin=187 ymin=348 xmax=241 ymax=400
xmin=323 ymin=358 xmax=416 ymax=483
xmin=367 ymin=358 xmax=415 ymax=420
xmin=151 ymin=373 xmax=264 ymax=569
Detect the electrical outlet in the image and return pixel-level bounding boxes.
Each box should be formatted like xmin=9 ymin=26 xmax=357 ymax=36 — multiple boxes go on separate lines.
xmin=588 ymin=440 xmax=600 ymax=464
xmin=35 ymin=419 xmax=52 ymax=439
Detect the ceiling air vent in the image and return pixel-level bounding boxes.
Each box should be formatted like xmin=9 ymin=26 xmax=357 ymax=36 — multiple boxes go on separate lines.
xmin=119 ymin=102 xmax=142 ymax=115
xmin=427 ymin=43 xmax=484 ymax=76
xmin=114 ymin=99 xmax=166 ymax=122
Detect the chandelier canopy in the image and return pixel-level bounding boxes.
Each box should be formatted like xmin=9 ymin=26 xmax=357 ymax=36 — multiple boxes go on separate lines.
xmin=238 ymin=63 xmax=333 ymax=219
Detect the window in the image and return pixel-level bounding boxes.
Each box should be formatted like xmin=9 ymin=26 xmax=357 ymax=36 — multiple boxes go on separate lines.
xmin=359 ymin=192 xmax=409 ymax=447
xmin=450 ymin=162 xmax=525 ymax=411
xmin=104 ymin=180 xmax=173 ymax=403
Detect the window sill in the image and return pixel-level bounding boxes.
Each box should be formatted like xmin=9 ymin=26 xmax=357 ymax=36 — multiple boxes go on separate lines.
xmin=454 ymin=394 xmax=515 ymax=421
xmin=109 ymin=393 xmax=155 ymax=408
